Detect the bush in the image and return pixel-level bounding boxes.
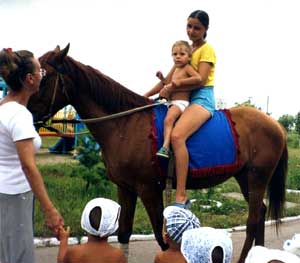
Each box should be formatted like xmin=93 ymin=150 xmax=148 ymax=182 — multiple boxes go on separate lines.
xmin=287 ymin=132 xmax=300 ymax=148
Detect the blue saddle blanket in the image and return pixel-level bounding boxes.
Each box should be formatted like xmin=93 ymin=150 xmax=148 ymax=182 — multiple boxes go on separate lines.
xmin=151 ymin=105 xmax=240 ymax=177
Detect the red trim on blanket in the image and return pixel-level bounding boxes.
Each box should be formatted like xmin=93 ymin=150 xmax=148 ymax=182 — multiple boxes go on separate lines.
xmin=149 ymin=108 xmax=166 ymax=177
xmin=189 ymin=109 xmax=241 ymax=177
xmin=150 ymin=108 xmax=241 ymax=178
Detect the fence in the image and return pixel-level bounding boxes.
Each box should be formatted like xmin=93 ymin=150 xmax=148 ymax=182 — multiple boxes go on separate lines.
xmin=39 ymin=106 xmax=76 ymax=138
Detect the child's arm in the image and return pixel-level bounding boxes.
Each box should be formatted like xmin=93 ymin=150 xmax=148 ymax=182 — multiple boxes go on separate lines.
xmin=172 ymin=64 xmax=202 ymax=89
xmin=143 ymin=66 xmax=176 ymax=98
xmin=57 ymin=226 xmax=70 ymax=263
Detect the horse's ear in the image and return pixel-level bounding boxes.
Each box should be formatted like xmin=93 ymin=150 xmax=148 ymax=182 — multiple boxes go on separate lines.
xmin=47 ymin=43 xmax=70 ymax=74
xmin=60 ymin=43 xmax=70 ymax=58
xmin=54 ymin=45 xmax=61 ymax=53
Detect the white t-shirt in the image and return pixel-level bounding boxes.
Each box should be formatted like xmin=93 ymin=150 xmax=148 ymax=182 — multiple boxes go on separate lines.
xmin=0 ymin=101 xmax=41 ymax=194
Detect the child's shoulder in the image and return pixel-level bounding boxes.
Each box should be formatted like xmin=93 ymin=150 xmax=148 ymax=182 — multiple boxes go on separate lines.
xmin=65 ymin=243 xmax=126 ymax=263
xmin=96 ymin=243 xmax=126 ymax=262
xmin=154 ymin=249 xmax=186 ymax=263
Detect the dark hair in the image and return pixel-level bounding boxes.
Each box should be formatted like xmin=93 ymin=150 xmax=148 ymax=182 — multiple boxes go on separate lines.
xmin=89 ymin=206 xmax=102 ymax=232
xmin=0 ymin=49 xmax=35 ymax=91
xmin=188 ymin=10 xmax=209 ymax=39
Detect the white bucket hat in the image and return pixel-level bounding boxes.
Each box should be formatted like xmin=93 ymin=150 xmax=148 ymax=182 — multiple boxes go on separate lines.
xmin=81 ymin=198 xmax=121 ymax=237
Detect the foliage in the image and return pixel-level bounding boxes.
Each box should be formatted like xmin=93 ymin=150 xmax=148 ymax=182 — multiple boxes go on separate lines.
xmin=74 ymin=133 xmax=109 ymax=194
xmin=278 ymin=114 xmax=295 ymax=132
xmin=295 ymin=111 xmax=300 ymax=134
xmin=35 ymin=162 xmax=116 ymax=236
xmin=234 ymin=98 xmax=259 ymax=108
xmin=286 ymin=148 xmax=300 ymax=189
xmin=287 ymin=132 xmax=300 ymax=148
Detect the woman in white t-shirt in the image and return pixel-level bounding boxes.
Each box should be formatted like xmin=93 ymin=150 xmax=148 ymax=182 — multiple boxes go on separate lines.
xmin=0 ymin=48 xmax=64 ymax=263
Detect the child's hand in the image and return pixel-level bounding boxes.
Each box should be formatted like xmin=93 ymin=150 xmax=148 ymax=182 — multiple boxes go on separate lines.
xmin=58 ymin=226 xmax=70 ymax=241
xmin=156 ymin=71 xmax=165 ymax=81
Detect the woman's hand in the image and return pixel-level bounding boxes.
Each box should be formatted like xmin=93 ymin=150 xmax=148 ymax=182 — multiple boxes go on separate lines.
xmin=44 ymin=208 xmax=65 ymax=237
xmin=159 ymin=85 xmax=170 ymax=99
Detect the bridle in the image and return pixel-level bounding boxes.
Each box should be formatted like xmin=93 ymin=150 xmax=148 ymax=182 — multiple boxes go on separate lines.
xmin=34 ymin=72 xmax=72 ymax=133
xmin=44 ymin=72 xmax=70 ymax=121
xmin=34 ymin=70 xmax=167 ymax=135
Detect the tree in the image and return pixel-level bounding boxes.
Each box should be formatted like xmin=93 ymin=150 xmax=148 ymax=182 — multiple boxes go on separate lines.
xmin=234 ymin=98 xmax=260 ymax=109
xmin=75 ymin=133 xmax=110 ymax=196
xmin=278 ymin=114 xmax=295 ymax=132
xmin=295 ymin=111 xmax=300 ymax=134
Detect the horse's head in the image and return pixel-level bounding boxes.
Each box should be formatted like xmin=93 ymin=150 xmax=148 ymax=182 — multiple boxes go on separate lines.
xmin=28 ymin=43 xmax=73 ymax=125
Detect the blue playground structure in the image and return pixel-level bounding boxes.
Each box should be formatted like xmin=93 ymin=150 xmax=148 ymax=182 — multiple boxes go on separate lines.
xmin=0 ymin=77 xmax=7 ymax=98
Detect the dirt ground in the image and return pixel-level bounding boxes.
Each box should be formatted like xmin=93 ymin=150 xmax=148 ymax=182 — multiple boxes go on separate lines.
xmin=36 ymin=149 xmax=77 ymax=165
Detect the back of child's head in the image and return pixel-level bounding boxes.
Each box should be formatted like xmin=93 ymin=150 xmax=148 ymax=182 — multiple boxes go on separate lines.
xmin=81 ymin=198 xmax=121 ymax=238
xmin=163 ymin=206 xmax=200 ymax=244
xmin=89 ymin=206 xmax=102 ymax=230
xmin=181 ymin=227 xmax=232 ymax=263
xmin=211 ymin=246 xmax=224 ymax=263
xmin=172 ymin=40 xmax=192 ymax=57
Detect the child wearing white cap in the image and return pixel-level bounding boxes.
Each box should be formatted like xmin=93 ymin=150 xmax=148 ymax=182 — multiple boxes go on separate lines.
xmin=57 ymin=198 xmax=126 ymax=263
xmin=154 ymin=205 xmax=200 ymax=263
xmin=245 ymin=245 xmax=300 ymax=263
xmin=181 ymin=227 xmax=232 ymax=263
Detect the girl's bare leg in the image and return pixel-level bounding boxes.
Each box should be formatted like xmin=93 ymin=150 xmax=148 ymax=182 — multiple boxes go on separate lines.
xmin=162 ymin=105 xmax=182 ymax=149
xmin=171 ymin=104 xmax=211 ymax=204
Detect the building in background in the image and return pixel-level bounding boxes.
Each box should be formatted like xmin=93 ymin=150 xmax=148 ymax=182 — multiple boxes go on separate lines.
xmin=216 ymin=98 xmax=227 ymax=110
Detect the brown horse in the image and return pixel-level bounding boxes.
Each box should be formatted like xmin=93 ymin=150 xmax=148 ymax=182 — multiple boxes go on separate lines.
xmin=28 ymin=44 xmax=287 ymax=263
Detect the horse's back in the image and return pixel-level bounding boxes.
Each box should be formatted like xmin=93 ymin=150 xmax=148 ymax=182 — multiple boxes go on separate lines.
xmin=229 ymin=106 xmax=286 ymax=166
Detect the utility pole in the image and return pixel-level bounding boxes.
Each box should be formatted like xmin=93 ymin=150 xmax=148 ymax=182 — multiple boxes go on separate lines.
xmin=266 ymin=96 xmax=269 ymax=115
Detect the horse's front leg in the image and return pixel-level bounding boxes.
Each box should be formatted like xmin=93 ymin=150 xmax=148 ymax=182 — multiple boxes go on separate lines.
xmin=117 ymin=185 xmax=137 ymax=244
xmin=138 ymin=183 xmax=168 ymax=251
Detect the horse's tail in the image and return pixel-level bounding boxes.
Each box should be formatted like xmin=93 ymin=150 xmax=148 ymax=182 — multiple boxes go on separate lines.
xmin=267 ymin=141 xmax=288 ymax=228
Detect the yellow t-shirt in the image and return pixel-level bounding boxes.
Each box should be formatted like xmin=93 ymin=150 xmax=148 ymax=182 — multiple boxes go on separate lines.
xmin=190 ymin=42 xmax=216 ymax=86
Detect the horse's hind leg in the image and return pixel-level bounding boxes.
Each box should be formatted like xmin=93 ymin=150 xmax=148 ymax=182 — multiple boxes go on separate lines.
xmin=255 ymin=201 xmax=267 ymax=245
xmin=117 ymin=186 xmax=137 ymax=244
xmin=235 ymin=169 xmax=267 ymax=262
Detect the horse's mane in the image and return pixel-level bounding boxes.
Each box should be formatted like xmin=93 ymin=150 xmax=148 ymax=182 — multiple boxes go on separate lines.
xmin=66 ymin=56 xmax=152 ymax=113
xmin=42 ymin=51 xmax=151 ymax=113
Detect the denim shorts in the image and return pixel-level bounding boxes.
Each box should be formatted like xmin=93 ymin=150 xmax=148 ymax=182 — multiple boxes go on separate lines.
xmin=190 ymin=86 xmax=216 ymax=117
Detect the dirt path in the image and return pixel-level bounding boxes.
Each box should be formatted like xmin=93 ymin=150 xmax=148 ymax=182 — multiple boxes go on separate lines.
xmin=36 ymin=149 xmax=77 ymax=165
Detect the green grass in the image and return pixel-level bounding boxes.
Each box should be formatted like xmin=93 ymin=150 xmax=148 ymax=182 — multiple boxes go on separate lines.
xmin=33 ymin=147 xmax=300 ymax=237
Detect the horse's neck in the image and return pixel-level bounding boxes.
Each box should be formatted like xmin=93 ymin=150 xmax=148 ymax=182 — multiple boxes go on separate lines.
xmin=66 ymin=57 xmax=149 ymax=114
xmin=65 ymin=57 xmax=152 ymax=149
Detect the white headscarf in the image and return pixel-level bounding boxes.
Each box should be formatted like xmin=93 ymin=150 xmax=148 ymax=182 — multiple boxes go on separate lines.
xmin=181 ymin=227 xmax=232 ymax=263
xmin=81 ymin=198 xmax=121 ymax=237
xmin=163 ymin=206 xmax=200 ymax=244
xmin=245 ymin=246 xmax=300 ymax=263
xmin=283 ymin=233 xmax=300 ymax=257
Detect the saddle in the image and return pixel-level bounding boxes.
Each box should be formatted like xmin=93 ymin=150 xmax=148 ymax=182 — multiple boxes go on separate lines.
xmin=150 ymin=105 xmax=240 ymax=178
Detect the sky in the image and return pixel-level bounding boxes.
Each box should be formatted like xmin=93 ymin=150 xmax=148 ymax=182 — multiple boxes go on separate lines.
xmin=1 ymin=0 xmax=300 ymax=119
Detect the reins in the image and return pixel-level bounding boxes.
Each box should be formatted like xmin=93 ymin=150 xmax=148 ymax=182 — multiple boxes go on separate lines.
xmin=35 ymin=99 xmax=165 ymax=137
xmin=77 ymin=99 xmax=166 ymax=124
xmin=35 ymin=72 xmax=167 ymax=136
